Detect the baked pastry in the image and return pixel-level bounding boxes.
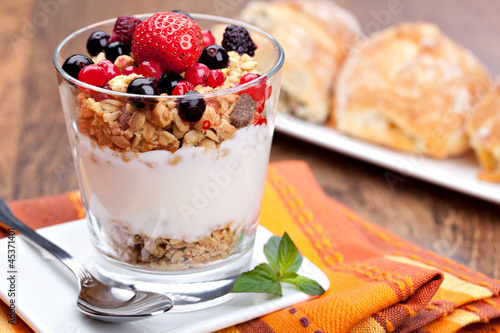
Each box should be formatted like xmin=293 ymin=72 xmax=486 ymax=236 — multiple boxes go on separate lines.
xmin=467 ymin=82 xmax=500 ymax=182
xmin=240 ymin=0 xmax=363 ymax=123
xmin=334 ymin=22 xmax=491 ymax=158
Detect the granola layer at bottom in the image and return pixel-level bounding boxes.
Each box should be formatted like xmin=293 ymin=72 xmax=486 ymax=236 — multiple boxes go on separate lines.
xmin=102 ymin=220 xmax=238 ymax=271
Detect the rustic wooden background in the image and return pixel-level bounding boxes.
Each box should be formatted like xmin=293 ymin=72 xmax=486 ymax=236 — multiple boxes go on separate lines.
xmin=0 ymin=0 xmax=499 ymax=279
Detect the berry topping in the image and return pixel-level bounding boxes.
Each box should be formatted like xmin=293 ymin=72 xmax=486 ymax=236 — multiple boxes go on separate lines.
xmin=184 ymin=63 xmax=210 ymax=86
xmin=172 ymin=81 xmax=194 ymax=95
xmin=109 ymin=15 xmax=142 ymax=47
xmin=137 ymin=60 xmax=162 ymax=80
xmin=239 ymin=73 xmax=266 ymax=100
xmin=222 ymin=25 xmax=257 ymax=56
xmin=206 ymin=69 xmax=224 ymax=88
xmin=97 ymin=59 xmax=120 ymax=82
xmin=178 ymin=91 xmax=206 ymax=123
xmin=171 ymin=10 xmax=192 ymax=19
xmin=78 ymin=64 xmax=107 ymax=87
xmin=157 ymin=72 xmax=183 ymax=95
xmin=230 ymin=94 xmax=256 ymax=128
xmin=201 ymin=29 xmax=216 ymax=48
xmin=86 ymin=31 xmax=110 ymax=57
xmin=126 ymin=77 xmax=159 ymax=108
xmin=62 ymin=54 xmax=94 ymax=79
xmin=132 ymin=12 xmax=203 ymax=73
xmin=122 ymin=65 xmax=138 ymax=75
xmin=198 ymin=45 xmax=229 ymax=70
xmin=105 ymin=41 xmax=130 ymax=63
xmin=254 ymin=115 xmax=267 ymax=126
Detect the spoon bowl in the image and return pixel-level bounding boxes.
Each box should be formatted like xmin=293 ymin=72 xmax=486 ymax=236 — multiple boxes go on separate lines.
xmin=0 ymin=197 xmax=173 ymax=322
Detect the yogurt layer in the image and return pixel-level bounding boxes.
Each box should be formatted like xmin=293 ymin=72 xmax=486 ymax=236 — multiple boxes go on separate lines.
xmin=78 ymin=124 xmax=272 ymax=243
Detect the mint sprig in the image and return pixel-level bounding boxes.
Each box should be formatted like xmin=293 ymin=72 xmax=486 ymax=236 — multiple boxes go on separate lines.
xmin=231 ymin=232 xmax=325 ymax=296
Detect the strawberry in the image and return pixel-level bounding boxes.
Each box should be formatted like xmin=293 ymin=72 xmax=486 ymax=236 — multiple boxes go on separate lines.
xmin=132 ymin=12 xmax=203 ymax=73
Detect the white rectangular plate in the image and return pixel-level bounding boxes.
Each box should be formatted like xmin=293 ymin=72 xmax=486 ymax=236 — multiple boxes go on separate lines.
xmin=275 ymin=114 xmax=500 ymax=205
xmin=0 ymin=220 xmax=329 ymax=333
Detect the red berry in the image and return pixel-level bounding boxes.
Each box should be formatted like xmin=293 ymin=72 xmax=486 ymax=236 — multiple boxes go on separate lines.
xmin=137 ymin=60 xmax=162 ymax=80
xmin=172 ymin=81 xmax=195 ymax=95
xmin=201 ymin=29 xmax=216 ymax=48
xmin=254 ymin=115 xmax=267 ymax=126
xmin=78 ymin=64 xmax=107 ymax=87
xmin=206 ymin=69 xmax=224 ymax=88
xmin=122 ymin=66 xmax=138 ymax=75
xmin=109 ymin=15 xmax=142 ymax=47
xmin=94 ymin=83 xmax=113 ymax=102
xmin=132 ymin=12 xmax=203 ymax=73
xmin=184 ymin=63 xmax=210 ymax=86
xmin=239 ymin=73 xmax=266 ymax=101
xmin=202 ymin=120 xmax=211 ymax=130
xmin=97 ymin=59 xmax=120 ymax=81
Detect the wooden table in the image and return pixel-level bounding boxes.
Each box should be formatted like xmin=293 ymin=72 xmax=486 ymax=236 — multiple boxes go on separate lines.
xmin=0 ymin=0 xmax=499 ymax=280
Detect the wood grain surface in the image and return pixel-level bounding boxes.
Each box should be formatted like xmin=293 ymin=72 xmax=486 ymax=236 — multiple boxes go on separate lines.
xmin=0 ymin=0 xmax=499 ymax=279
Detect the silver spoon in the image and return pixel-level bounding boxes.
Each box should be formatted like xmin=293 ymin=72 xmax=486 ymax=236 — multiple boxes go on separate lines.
xmin=0 ymin=197 xmax=173 ymax=322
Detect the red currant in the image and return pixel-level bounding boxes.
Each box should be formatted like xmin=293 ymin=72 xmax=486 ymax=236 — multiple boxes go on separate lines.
xmin=201 ymin=29 xmax=216 ymax=48
xmin=97 ymin=59 xmax=120 ymax=82
xmin=78 ymin=64 xmax=107 ymax=87
xmin=122 ymin=66 xmax=138 ymax=75
xmin=239 ymin=73 xmax=266 ymax=101
xmin=206 ymin=69 xmax=224 ymax=88
xmin=172 ymin=81 xmax=195 ymax=95
xmin=184 ymin=63 xmax=210 ymax=86
xmin=137 ymin=60 xmax=162 ymax=80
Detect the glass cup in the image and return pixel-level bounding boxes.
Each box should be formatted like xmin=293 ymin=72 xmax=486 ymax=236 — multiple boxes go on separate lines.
xmin=53 ymin=13 xmax=284 ymax=310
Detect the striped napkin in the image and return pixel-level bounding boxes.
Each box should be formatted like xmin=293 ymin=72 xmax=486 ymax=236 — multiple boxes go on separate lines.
xmin=1 ymin=161 xmax=499 ymax=332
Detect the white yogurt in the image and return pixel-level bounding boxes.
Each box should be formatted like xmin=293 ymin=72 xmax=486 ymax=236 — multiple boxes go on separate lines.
xmin=77 ymin=125 xmax=272 ymax=242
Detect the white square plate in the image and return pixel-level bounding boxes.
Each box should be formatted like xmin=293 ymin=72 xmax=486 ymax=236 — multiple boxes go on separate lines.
xmin=0 ymin=220 xmax=330 ymax=333
xmin=276 ymin=114 xmax=500 ymax=205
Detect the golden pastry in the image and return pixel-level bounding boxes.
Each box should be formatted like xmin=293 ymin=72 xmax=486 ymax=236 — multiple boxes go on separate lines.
xmin=334 ymin=22 xmax=490 ymax=158
xmin=241 ymin=0 xmax=363 ymax=123
xmin=467 ymin=82 xmax=500 ymax=182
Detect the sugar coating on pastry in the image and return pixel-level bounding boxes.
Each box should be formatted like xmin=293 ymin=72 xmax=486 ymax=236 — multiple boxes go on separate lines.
xmin=334 ymin=22 xmax=490 ymax=158
xmin=241 ymin=0 xmax=363 ymax=123
xmin=467 ymin=82 xmax=500 ymax=182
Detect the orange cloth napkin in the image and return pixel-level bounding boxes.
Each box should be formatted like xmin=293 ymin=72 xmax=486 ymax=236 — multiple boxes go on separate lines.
xmin=1 ymin=161 xmax=500 ymax=333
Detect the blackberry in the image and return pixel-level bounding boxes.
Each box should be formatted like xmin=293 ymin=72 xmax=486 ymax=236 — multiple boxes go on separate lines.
xmin=221 ymin=25 xmax=257 ymax=56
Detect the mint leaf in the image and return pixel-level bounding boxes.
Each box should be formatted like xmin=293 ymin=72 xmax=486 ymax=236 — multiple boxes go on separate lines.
xmin=263 ymin=236 xmax=280 ymax=271
xmin=231 ymin=263 xmax=282 ymax=296
xmin=280 ymin=274 xmax=325 ymax=296
xmin=278 ymin=232 xmax=300 ymax=275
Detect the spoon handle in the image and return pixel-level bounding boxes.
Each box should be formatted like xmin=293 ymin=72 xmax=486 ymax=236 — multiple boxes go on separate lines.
xmin=0 ymin=197 xmax=94 ymax=286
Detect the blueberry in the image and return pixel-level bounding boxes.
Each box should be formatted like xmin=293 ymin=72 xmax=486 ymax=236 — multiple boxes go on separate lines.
xmin=178 ymin=91 xmax=206 ymax=123
xmin=105 ymin=41 xmax=130 ymax=63
xmin=158 ymin=72 xmax=184 ymax=95
xmin=126 ymin=77 xmax=159 ymax=108
xmin=198 ymin=45 xmax=229 ymax=70
xmin=86 ymin=31 xmax=110 ymax=57
xmin=171 ymin=10 xmax=192 ymax=19
xmin=62 ymin=54 xmax=94 ymax=79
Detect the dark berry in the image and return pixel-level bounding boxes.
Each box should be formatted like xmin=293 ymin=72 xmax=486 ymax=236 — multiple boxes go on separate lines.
xmin=172 ymin=81 xmax=194 ymax=95
xmin=105 ymin=41 xmax=130 ymax=63
xmin=201 ymin=29 xmax=216 ymax=48
xmin=178 ymin=91 xmax=206 ymax=123
xmin=86 ymin=31 xmax=110 ymax=57
xmin=158 ymin=72 xmax=183 ymax=95
xmin=185 ymin=63 xmax=210 ymax=86
xmin=198 ymin=45 xmax=229 ymax=69
xmin=222 ymin=25 xmax=257 ymax=56
xmin=126 ymin=77 xmax=159 ymax=108
xmin=171 ymin=10 xmax=192 ymax=19
xmin=62 ymin=54 xmax=94 ymax=79
xmin=78 ymin=64 xmax=107 ymax=87
xmin=109 ymin=15 xmax=142 ymax=47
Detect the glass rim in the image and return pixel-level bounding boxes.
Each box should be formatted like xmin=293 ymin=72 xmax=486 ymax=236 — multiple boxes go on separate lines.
xmin=53 ymin=12 xmax=285 ymax=101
